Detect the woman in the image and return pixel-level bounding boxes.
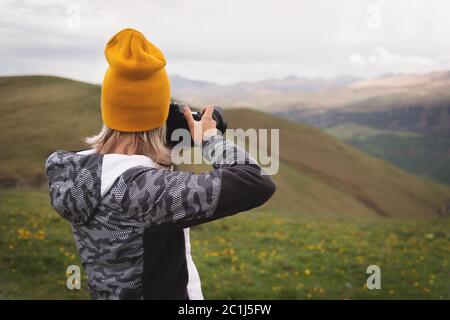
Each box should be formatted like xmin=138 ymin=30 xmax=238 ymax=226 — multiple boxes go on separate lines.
xmin=45 ymin=28 xmax=275 ymax=300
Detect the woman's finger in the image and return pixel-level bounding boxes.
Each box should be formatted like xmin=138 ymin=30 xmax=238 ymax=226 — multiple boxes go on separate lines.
xmin=202 ymin=106 xmax=215 ymax=119
xmin=182 ymin=105 xmax=195 ymax=128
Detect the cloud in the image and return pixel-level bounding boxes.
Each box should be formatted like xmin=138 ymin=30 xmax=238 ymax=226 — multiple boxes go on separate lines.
xmin=349 ymin=47 xmax=437 ymax=74
xmin=368 ymin=47 xmax=432 ymax=68
xmin=1 ymin=0 xmax=450 ymax=83
xmin=349 ymin=54 xmax=366 ymax=67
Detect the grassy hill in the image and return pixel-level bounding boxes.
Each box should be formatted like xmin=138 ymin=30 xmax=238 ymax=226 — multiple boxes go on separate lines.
xmin=222 ymin=109 xmax=450 ymax=218
xmin=1 ymin=75 xmax=450 ymax=300
xmin=0 ymin=76 xmax=102 ymax=185
xmin=1 ymin=75 xmax=450 ymax=218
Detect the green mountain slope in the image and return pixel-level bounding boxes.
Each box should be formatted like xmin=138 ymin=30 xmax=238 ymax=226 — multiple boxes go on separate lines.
xmin=323 ymin=123 xmax=450 ymax=185
xmin=431 ymin=156 xmax=450 ymax=186
xmin=1 ymin=75 xmax=449 ymax=218
xmin=274 ymin=72 xmax=450 ymax=186
xmin=223 ymin=109 xmax=450 ymax=218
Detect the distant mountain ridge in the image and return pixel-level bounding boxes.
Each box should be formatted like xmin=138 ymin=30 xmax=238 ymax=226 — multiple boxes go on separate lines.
xmin=169 ymin=74 xmax=360 ymax=109
xmin=271 ymin=71 xmax=450 ymax=186
xmin=172 ymin=71 xmax=450 ymax=186
xmin=170 ymin=71 xmax=450 ymax=111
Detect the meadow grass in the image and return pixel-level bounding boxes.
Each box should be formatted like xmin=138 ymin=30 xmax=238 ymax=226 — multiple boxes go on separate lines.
xmin=0 ymin=188 xmax=449 ymax=299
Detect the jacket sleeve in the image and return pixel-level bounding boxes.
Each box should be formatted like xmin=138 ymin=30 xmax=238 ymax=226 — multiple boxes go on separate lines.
xmin=137 ymin=134 xmax=276 ymax=229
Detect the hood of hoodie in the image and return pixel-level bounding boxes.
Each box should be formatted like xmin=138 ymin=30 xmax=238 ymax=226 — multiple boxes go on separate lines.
xmin=45 ymin=150 xmax=157 ymax=226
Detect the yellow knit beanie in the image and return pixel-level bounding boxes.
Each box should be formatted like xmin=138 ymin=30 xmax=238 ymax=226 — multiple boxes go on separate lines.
xmin=101 ymin=28 xmax=170 ymax=132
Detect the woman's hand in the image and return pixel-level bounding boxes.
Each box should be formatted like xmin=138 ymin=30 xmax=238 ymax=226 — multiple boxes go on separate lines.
xmin=182 ymin=105 xmax=217 ymax=144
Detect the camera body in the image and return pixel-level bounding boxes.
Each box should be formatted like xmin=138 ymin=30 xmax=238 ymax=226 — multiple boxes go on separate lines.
xmin=166 ymin=101 xmax=227 ymax=147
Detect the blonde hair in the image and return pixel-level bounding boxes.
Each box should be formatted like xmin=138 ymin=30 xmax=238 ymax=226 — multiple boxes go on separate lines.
xmin=85 ymin=125 xmax=172 ymax=167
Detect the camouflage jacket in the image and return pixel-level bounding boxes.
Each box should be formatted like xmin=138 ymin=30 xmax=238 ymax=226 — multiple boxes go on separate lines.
xmin=45 ymin=135 xmax=275 ymax=300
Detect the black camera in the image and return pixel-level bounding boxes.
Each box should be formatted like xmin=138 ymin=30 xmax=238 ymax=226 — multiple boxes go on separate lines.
xmin=166 ymin=101 xmax=227 ymax=147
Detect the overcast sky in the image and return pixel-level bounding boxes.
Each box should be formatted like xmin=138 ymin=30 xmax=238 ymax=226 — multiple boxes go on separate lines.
xmin=1 ymin=0 xmax=450 ymax=84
